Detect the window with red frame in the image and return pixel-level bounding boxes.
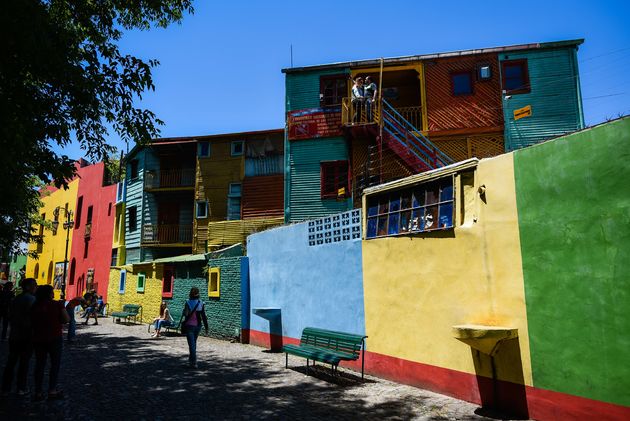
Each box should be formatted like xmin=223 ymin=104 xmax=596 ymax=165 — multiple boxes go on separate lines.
xmin=321 ymin=161 xmax=349 ymax=199
xmin=501 ymin=59 xmax=530 ymax=94
xmin=320 ymin=75 xmax=348 ymax=106
xmin=162 ymin=266 xmax=174 ymax=298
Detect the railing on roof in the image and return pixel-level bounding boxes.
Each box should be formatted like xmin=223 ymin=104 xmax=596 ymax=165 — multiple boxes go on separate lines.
xmin=141 ymin=224 xmax=193 ymax=245
xmin=144 ymin=168 xmax=195 ymax=190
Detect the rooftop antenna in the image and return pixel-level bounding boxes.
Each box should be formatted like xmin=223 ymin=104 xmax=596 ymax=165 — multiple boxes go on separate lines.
xmin=290 ymin=44 xmax=293 ymax=68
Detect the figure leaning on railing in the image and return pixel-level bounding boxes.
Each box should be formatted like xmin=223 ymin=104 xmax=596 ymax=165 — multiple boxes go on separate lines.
xmin=364 ymin=76 xmax=378 ymax=122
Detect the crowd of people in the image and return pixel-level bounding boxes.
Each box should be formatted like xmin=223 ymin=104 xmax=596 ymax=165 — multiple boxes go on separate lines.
xmin=0 ymin=279 xmax=105 ymax=400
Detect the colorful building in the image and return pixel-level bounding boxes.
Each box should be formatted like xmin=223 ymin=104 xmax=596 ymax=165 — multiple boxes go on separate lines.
xmin=247 ymin=118 xmax=630 ymax=420
xmin=283 ymin=39 xmax=584 ymax=222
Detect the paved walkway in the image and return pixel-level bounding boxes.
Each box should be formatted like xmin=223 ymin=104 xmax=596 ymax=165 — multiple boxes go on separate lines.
xmin=0 ymin=320 xmax=502 ymax=420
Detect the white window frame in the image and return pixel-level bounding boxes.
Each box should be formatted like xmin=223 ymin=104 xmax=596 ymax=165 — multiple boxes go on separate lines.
xmin=198 ymin=141 xmax=211 ymax=158
xmin=231 ymin=140 xmax=244 ymax=157
xmin=196 ymin=200 xmax=208 ymax=219
xmin=118 ymin=269 xmax=126 ymax=294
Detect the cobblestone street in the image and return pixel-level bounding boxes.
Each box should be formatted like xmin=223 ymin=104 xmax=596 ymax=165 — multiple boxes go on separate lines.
xmin=0 ymin=319 xmax=499 ymax=420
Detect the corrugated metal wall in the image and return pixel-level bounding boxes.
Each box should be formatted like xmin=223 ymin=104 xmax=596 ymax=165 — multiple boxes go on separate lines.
xmin=425 ymin=53 xmax=504 ymax=133
xmin=431 ymin=132 xmax=504 ymax=162
xmin=124 ymin=149 xmax=148 ymax=251
xmin=500 ymin=47 xmax=584 ymax=151
xmin=286 ymin=68 xmax=350 ymax=111
xmin=206 ymin=217 xmax=284 ymax=249
xmin=242 ymin=175 xmax=284 ymax=219
xmin=288 ymin=137 xmax=351 ymax=222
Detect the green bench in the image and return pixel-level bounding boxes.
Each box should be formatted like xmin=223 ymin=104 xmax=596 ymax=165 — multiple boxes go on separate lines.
xmin=283 ymin=327 xmax=367 ymax=379
xmin=111 ymin=304 xmax=143 ymax=324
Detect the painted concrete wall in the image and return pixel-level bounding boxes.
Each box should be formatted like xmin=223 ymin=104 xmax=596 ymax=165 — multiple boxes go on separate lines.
xmin=514 ymin=117 xmax=630 ymax=411
xmin=107 ymin=264 xmax=162 ymax=323
xmin=26 ymin=179 xmax=79 ymax=299
xmin=247 ymin=220 xmax=365 ymax=347
xmin=68 ymin=162 xmax=116 ymax=300
xmin=362 ymin=154 xmax=533 ymax=414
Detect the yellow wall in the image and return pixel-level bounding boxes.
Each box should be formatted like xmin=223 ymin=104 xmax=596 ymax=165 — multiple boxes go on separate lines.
xmin=107 ymin=265 xmax=163 ymax=323
xmin=362 ymin=153 xmax=533 ymax=386
xmin=193 ymin=139 xmax=244 ymax=252
xmin=112 ymin=203 xmax=126 ymax=265
xmin=26 ymin=180 xmax=79 ymax=297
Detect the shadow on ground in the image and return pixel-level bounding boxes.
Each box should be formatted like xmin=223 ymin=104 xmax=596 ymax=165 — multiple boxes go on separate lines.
xmin=0 ymin=323 xmax=467 ymax=420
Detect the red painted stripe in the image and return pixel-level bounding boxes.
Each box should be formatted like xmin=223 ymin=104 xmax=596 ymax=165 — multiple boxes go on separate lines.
xmin=247 ymin=329 xmax=630 ymax=420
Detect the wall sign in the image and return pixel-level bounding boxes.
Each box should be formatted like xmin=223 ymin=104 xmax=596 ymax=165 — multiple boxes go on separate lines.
xmin=288 ymin=106 xmax=342 ymax=140
xmin=514 ymin=105 xmax=532 ymax=121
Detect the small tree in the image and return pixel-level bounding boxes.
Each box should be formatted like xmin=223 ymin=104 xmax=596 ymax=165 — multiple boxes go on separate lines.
xmin=0 ymin=1 xmax=194 ymax=254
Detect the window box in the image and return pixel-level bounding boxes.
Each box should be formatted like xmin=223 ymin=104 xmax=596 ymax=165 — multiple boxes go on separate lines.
xmin=208 ymin=267 xmax=220 ymax=298
xmin=365 ymin=175 xmax=455 ymax=239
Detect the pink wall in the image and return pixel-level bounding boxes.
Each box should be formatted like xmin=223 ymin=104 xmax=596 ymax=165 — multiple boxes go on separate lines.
xmin=68 ymin=162 xmax=116 ymax=300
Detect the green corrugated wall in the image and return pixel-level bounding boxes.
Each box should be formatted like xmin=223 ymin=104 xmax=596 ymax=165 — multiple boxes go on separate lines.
xmin=500 ymin=47 xmax=584 ymax=151
xmin=288 ymin=137 xmax=351 ymax=222
xmin=285 ymin=68 xmax=350 ymax=111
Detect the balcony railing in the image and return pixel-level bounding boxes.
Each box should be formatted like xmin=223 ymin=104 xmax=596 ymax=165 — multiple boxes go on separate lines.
xmin=341 ymin=98 xmax=423 ymax=130
xmin=144 ymin=168 xmax=195 ymax=190
xmin=142 ymin=224 xmax=193 ymax=245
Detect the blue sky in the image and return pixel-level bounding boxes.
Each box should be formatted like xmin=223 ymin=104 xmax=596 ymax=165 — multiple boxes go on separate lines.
xmin=60 ymin=0 xmax=630 ymax=159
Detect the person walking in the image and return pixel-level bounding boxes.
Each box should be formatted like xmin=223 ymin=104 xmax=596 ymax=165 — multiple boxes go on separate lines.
xmin=65 ymin=296 xmax=85 ymax=342
xmin=0 ymin=281 xmax=15 ymax=341
xmin=31 ymin=285 xmax=69 ymax=401
xmin=151 ymin=301 xmax=173 ymax=338
xmin=1 ymin=278 xmax=37 ymax=396
xmin=181 ymin=288 xmax=208 ymax=368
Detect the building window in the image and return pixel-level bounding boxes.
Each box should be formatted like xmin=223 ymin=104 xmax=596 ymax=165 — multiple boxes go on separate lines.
xmin=162 ymin=266 xmax=174 ymax=298
xmin=196 ymin=201 xmax=208 ymax=219
xmin=108 ymin=202 xmax=112 ymax=216
xmin=86 ymin=205 xmax=93 ymax=225
xmin=451 ymin=71 xmax=473 ymax=96
xmin=227 ymin=183 xmax=242 ymax=220
xmin=478 ymin=64 xmax=492 ymax=80
xmin=83 ymin=239 xmax=89 ymax=258
xmin=118 ymin=270 xmax=126 ymax=293
xmin=52 ymin=208 xmax=59 ymax=236
xmin=137 ymin=272 xmax=146 ymax=293
xmin=111 ymin=249 xmax=118 ymax=267
xmin=198 ymin=141 xmax=210 ymax=158
xmin=128 ymin=206 xmax=137 ymax=232
xmin=231 ymin=141 xmax=244 ymax=157
xmin=116 ymin=182 xmax=124 ymax=202
xmin=365 ymin=175 xmax=454 ymax=239
xmin=501 ymin=59 xmax=530 ymax=94
xmin=75 ymin=196 xmax=83 ymax=228
xmin=320 ymin=75 xmax=348 ymax=106
xmin=320 ymin=161 xmax=349 ymax=199
xmin=208 ymin=267 xmax=220 ymax=298
xmin=130 ymin=159 xmax=139 ymax=179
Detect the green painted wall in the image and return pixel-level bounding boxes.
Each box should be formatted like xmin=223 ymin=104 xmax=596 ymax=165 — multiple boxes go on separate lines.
xmin=171 ymin=257 xmax=245 ymax=341
xmin=514 ymin=117 xmax=630 ymax=406
xmin=285 ymin=68 xmax=349 ymax=112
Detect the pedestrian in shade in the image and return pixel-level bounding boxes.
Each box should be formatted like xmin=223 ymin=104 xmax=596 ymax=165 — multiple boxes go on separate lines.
xmin=0 ymin=281 xmax=15 ymax=341
xmin=31 ymin=285 xmax=69 ymax=401
xmin=180 ymin=288 xmax=208 ymax=368
xmin=1 ymin=278 xmax=37 ymax=397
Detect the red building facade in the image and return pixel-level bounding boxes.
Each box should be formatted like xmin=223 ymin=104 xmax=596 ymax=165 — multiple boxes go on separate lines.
xmin=67 ymin=162 xmax=116 ymax=300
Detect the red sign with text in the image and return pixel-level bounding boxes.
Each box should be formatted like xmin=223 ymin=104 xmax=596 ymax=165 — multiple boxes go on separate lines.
xmin=287 ymin=106 xmax=342 ymax=140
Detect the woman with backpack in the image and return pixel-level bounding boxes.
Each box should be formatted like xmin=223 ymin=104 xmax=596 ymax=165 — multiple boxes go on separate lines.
xmin=180 ymin=288 xmax=208 ymax=368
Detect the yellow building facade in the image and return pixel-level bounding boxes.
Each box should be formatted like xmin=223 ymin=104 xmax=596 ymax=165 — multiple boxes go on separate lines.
xmin=26 ymin=180 xmax=79 ymax=297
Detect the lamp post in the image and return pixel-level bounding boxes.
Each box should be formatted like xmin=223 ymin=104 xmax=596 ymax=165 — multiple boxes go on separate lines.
xmin=52 ymin=207 xmax=74 ymax=302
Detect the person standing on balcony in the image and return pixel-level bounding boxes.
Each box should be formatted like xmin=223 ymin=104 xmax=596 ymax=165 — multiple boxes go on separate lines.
xmin=351 ymin=76 xmax=365 ymax=123
xmin=364 ymin=76 xmax=378 ymax=122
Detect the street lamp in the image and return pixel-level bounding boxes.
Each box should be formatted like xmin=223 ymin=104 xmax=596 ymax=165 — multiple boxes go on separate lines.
xmin=52 ymin=207 xmax=74 ymax=301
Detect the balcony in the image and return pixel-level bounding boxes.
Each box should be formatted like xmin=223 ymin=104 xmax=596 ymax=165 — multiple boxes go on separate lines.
xmin=141 ymin=224 xmax=193 ymax=246
xmin=84 ymin=223 xmax=92 ymax=239
xmin=341 ymin=98 xmax=423 ymax=129
xmin=144 ymin=168 xmax=195 ymax=191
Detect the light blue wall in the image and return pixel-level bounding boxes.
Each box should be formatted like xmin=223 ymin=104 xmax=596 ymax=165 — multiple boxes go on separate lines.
xmin=500 ymin=47 xmax=584 ymax=151
xmin=124 ymin=149 xmax=146 ymax=255
xmin=247 ymin=220 xmax=365 ymax=341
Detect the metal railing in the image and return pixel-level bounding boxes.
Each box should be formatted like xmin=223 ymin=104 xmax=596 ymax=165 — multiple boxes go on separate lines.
xmin=341 ymin=97 xmax=381 ymax=125
xmin=144 ymin=168 xmax=195 ymax=190
xmin=395 ymin=106 xmax=423 ymax=130
xmin=141 ymin=224 xmax=193 ymax=245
